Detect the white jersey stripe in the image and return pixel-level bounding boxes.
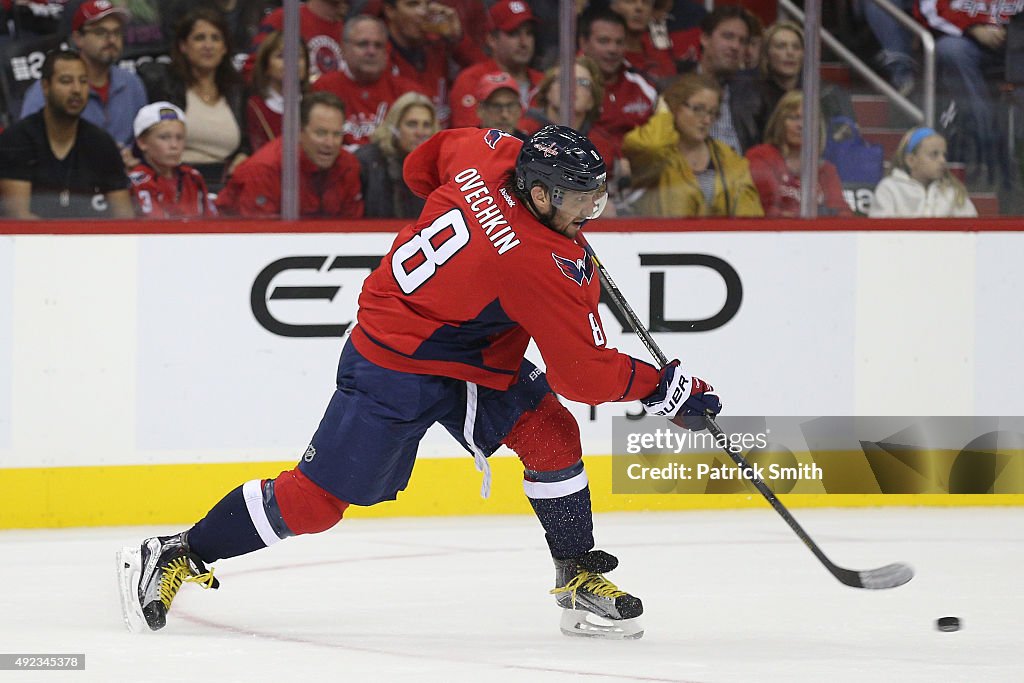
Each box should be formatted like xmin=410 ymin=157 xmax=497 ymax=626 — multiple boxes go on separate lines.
xmin=242 ymin=479 xmax=281 ymax=547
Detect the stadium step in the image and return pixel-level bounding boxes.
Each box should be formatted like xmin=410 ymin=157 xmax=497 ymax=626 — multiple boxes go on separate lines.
xmin=851 ymin=94 xmax=890 ymax=129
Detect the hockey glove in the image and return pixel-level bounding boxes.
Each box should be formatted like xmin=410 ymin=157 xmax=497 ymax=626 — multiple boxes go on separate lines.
xmin=641 ymin=360 xmax=721 ymax=430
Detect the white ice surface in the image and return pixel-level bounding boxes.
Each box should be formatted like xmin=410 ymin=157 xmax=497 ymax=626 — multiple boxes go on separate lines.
xmin=1 ymin=507 xmax=1021 ymax=683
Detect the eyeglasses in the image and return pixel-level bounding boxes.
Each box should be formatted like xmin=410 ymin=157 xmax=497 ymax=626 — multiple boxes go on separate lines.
xmin=347 ymin=39 xmax=386 ymax=50
xmin=576 ymin=77 xmax=592 ymax=87
xmin=82 ymin=28 xmax=123 ymax=40
xmin=681 ymin=102 xmax=720 ymax=120
xmin=483 ymin=101 xmax=521 ymax=113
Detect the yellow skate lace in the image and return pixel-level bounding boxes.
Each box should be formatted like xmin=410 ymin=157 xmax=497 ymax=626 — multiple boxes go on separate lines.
xmin=158 ymin=556 xmax=217 ymax=611
xmin=550 ymin=571 xmax=627 ymax=606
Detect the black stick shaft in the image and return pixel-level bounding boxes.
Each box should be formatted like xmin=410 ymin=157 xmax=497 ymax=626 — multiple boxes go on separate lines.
xmin=577 ymin=233 xmax=911 ymax=589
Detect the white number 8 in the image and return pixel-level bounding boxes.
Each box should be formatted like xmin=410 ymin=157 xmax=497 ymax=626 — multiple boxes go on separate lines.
xmin=391 ymin=208 xmax=471 ymax=294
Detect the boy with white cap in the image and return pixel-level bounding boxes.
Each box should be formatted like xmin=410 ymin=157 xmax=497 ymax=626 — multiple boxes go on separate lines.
xmin=128 ymin=102 xmax=216 ymax=218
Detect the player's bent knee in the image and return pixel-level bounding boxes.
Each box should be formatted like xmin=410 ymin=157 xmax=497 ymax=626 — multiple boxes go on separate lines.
xmin=272 ymin=468 xmax=350 ymax=535
xmin=505 ymin=392 xmax=583 ymax=473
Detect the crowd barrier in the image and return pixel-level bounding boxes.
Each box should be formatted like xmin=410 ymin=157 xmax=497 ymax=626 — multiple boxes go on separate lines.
xmin=1 ymin=217 xmax=1022 ymax=528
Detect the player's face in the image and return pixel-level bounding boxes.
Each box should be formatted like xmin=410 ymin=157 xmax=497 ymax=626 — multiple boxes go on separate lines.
xmin=767 ymin=28 xmax=802 ymax=81
xmin=906 ymin=135 xmax=947 ymax=184
xmin=610 ymin=0 xmax=653 ymax=33
xmin=395 ymin=105 xmax=434 ymax=155
xmin=536 ymin=183 xmax=609 ymax=238
xmin=673 ymin=87 xmax=720 ymax=144
xmin=700 ymin=17 xmax=748 ymax=76
xmin=579 ymin=20 xmax=625 ymax=78
xmin=179 ymin=20 xmax=228 ymax=75
xmin=487 ymin=24 xmax=535 ymax=70
xmin=342 ymin=20 xmax=388 ymax=81
xmin=138 ymin=121 xmax=187 ymax=174
xmin=43 ymin=59 xmax=89 ymax=118
xmin=74 ymin=17 xmax=124 ymax=68
xmin=300 ymin=104 xmax=345 ymax=169
xmin=477 ymin=89 xmax=522 ymax=134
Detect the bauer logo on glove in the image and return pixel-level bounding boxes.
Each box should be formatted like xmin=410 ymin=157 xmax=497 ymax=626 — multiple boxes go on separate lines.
xmin=641 ymin=360 xmax=722 ymax=430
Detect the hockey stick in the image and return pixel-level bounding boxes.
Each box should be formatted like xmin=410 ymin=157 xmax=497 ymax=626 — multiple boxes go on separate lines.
xmin=578 ymin=234 xmax=913 ymax=590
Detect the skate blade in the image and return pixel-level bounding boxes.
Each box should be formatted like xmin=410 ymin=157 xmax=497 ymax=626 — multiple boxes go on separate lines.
xmin=116 ymin=547 xmax=150 ymax=634
xmin=559 ymin=609 xmax=644 ymax=640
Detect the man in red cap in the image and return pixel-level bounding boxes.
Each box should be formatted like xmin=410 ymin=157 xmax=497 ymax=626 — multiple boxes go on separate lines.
xmin=20 ymin=0 xmax=147 ymax=148
xmin=449 ymin=0 xmax=542 ymax=129
xmin=474 ymin=71 xmax=527 ymax=138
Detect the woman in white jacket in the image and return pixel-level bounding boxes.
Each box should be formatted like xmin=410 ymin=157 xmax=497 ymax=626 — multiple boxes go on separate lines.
xmin=869 ymin=127 xmax=977 ymax=218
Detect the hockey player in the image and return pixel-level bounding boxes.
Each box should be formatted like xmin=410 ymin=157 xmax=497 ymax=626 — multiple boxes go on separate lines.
xmin=117 ymin=125 xmax=721 ymax=640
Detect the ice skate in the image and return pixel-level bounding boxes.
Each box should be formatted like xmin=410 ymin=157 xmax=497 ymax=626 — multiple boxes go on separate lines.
xmin=551 ymin=550 xmax=644 ymax=639
xmin=116 ymin=532 xmax=219 ymax=633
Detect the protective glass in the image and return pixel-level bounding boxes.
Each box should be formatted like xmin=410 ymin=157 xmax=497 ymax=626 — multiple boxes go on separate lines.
xmin=551 ymin=182 xmax=608 ymax=221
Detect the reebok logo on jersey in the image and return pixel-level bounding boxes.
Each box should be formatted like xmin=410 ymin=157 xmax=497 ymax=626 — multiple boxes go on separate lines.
xmin=552 ymin=252 xmax=594 ymax=286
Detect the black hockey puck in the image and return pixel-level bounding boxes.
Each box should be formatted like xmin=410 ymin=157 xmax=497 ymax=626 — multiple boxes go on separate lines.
xmin=936 ymin=616 xmax=960 ymax=632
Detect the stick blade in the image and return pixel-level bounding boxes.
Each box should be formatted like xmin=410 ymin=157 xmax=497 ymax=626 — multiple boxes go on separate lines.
xmin=835 ymin=562 xmax=914 ymax=589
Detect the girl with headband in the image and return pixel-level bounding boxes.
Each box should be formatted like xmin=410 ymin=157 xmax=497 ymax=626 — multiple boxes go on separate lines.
xmin=869 ymin=127 xmax=977 ymax=218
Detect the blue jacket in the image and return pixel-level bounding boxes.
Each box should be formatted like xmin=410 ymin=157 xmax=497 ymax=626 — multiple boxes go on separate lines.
xmin=21 ymin=65 xmax=148 ymax=147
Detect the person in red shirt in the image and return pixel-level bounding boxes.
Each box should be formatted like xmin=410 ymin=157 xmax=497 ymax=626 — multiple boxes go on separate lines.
xmin=216 ymin=92 xmax=364 ymax=217
xmin=577 ymin=7 xmax=657 ymax=144
xmin=117 ymin=125 xmax=721 ymax=640
xmin=610 ymin=0 xmax=677 ymax=86
xmin=252 ymin=0 xmax=347 ymax=78
xmin=246 ymin=31 xmax=311 ymax=153
xmin=745 ymin=91 xmax=852 ymax=218
xmin=129 ymin=101 xmax=216 ymax=218
xmin=312 ymin=14 xmax=424 ymax=149
xmin=381 ymin=0 xmax=467 ymax=128
xmin=449 ymin=0 xmax=543 ymax=129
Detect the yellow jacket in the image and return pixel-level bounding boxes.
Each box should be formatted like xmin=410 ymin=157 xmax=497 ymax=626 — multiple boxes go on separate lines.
xmin=623 ymin=111 xmax=764 ymax=217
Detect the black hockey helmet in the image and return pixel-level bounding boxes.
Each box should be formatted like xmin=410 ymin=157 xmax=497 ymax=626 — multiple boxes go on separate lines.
xmin=514 ymin=125 xmax=608 ymax=221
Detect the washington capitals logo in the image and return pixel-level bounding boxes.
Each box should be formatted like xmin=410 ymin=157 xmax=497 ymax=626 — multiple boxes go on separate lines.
xmin=484 ymin=128 xmax=513 ymax=149
xmin=533 ymin=141 xmax=559 ymax=157
xmin=552 ymin=252 xmax=594 ymax=286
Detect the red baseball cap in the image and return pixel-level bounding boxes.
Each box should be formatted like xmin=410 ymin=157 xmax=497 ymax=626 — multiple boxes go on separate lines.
xmin=73 ymin=0 xmax=130 ymax=34
xmin=476 ymin=71 xmax=519 ymax=103
xmin=489 ymin=0 xmax=536 ymax=34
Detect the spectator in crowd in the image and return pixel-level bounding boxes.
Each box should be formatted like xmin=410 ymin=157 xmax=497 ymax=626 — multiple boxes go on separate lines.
xmin=869 ymin=126 xmax=977 ymax=218
xmin=128 ymin=101 xmax=216 ymax=217
xmin=21 ymin=0 xmax=148 ymax=148
xmin=651 ymin=0 xmax=706 ymax=66
xmin=246 ymin=30 xmax=311 ymax=152
xmin=59 ymin=0 xmax=167 ymax=60
xmin=252 ymin=0 xmax=346 ymax=78
xmin=610 ymin=0 xmax=676 ymax=85
xmin=216 ymin=91 xmax=363 ymax=217
xmin=140 ymin=8 xmax=248 ymax=191
xmin=0 ymin=49 xmax=133 ymax=219
xmin=758 ymin=21 xmax=854 ymax=130
xmin=680 ymin=5 xmax=767 ymax=154
xmin=381 ymin=0 xmax=466 ymax=128
xmin=745 ymin=91 xmax=853 ymax=218
xmin=448 ymin=0 xmax=542 ymax=129
xmin=521 ymin=57 xmax=619 ymax=182
xmin=163 ymin=0 xmax=272 ymax=60
xmin=917 ymin=1 xmax=1022 ymax=182
xmin=622 ymin=72 xmax=763 ymax=217
xmin=473 ymin=72 xmax=527 ymax=138
xmin=856 ymin=0 xmax=916 ymax=96
xmin=577 ymin=7 xmax=657 ymax=145
xmin=312 ymin=14 xmax=422 ymax=148
xmin=354 ymin=90 xmax=435 ymax=218
xmin=741 ymin=9 xmax=763 ymax=73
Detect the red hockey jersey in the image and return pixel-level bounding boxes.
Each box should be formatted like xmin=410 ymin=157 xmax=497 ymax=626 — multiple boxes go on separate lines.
xmin=129 ymin=163 xmax=215 ymax=218
xmin=350 ymin=127 xmax=660 ymax=405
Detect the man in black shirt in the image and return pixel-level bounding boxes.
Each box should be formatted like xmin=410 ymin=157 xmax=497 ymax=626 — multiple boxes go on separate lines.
xmin=0 ymin=49 xmax=133 ymax=219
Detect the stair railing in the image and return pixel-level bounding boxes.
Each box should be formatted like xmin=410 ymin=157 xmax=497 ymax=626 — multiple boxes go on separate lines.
xmin=778 ymin=0 xmax=935 ymax=127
